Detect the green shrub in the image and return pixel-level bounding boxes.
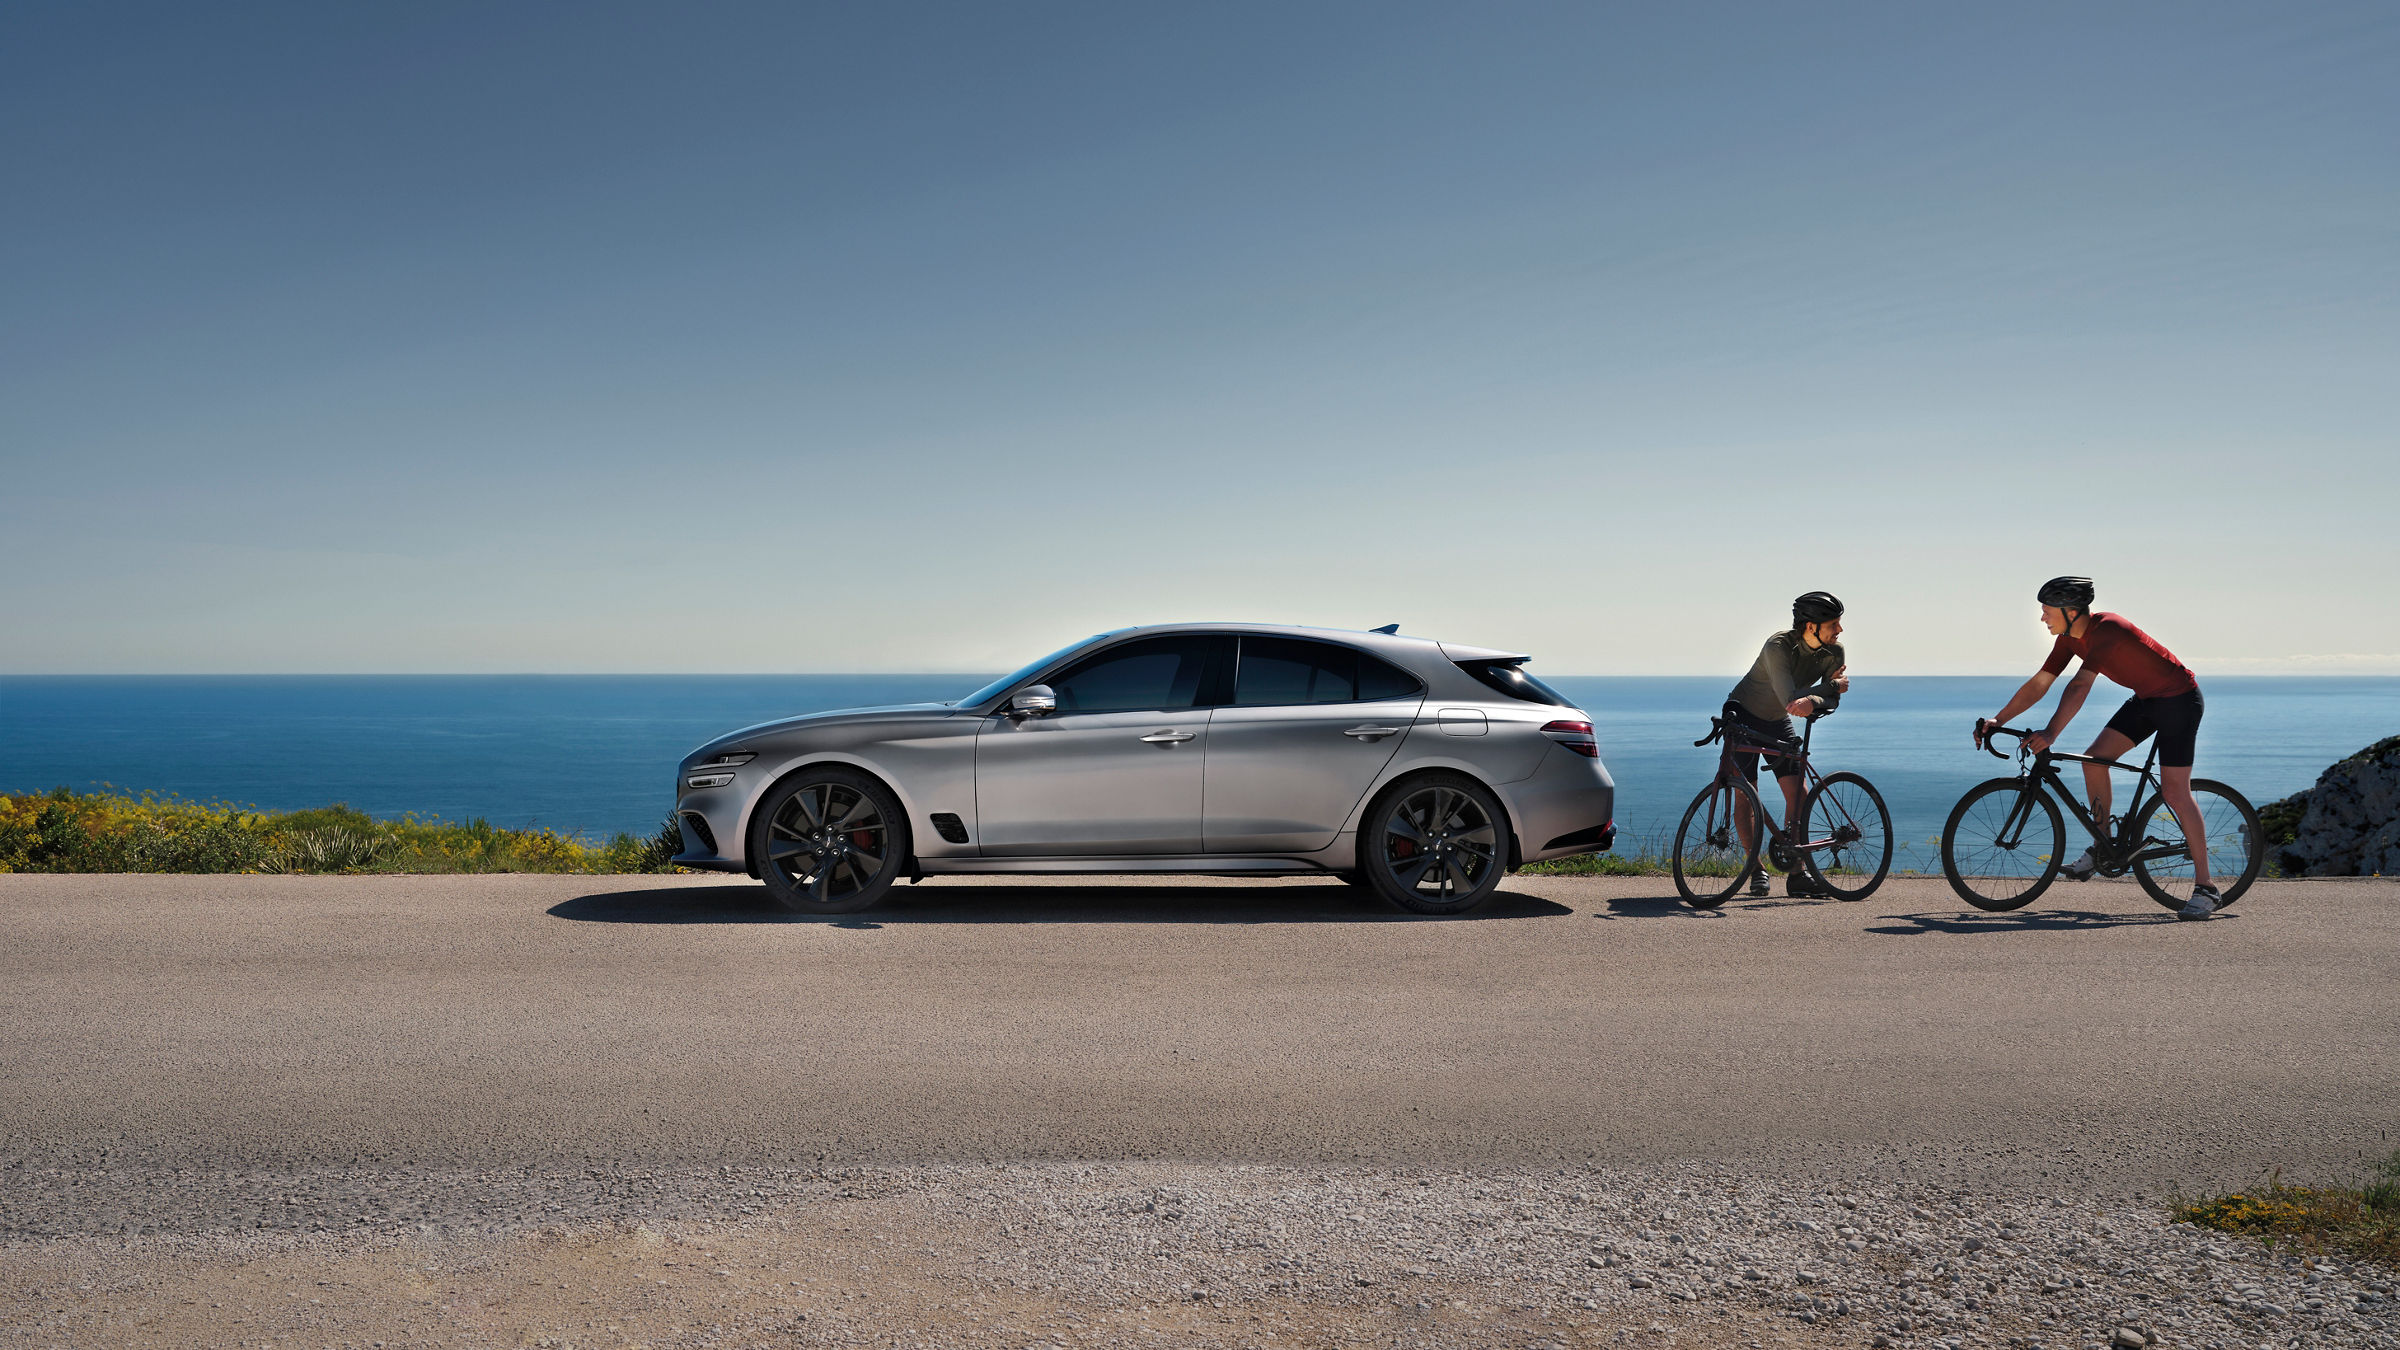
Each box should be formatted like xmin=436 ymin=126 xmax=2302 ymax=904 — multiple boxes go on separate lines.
xmin=0 ymin=787 xmax=686 ymax=876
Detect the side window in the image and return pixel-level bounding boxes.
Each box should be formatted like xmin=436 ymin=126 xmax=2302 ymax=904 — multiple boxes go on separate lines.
xmin=1234 ymin=638 xmax=1422 ymax=706
xmin=1355 ymin=652 xmax=1420 ymax=702
xmin=1043 ymin=636 xmax=1223 ymax=713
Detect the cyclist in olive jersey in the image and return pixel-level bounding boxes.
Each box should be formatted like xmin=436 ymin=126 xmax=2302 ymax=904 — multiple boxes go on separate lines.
xmin=1977 ymin=577 xmax=2219 ymax=919
xmin=1725 ymin=591 xmax=1851 ymax=898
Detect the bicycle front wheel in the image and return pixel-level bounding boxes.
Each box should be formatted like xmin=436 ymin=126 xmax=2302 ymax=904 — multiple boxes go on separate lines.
xmin=1672 ymin=777 xmax=1765 ymax=909
xmin=1941 ymin=778 xmax=2064 ymax=912
xmin=2132 ymin=779 xmax=2264 ymax=911
xmin=1798 ymin=771 xmax=1893 ymax=900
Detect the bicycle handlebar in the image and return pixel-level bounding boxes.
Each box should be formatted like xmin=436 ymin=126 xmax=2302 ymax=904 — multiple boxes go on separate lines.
xmin=1976 ymin=719 xmax=2034 ymax=759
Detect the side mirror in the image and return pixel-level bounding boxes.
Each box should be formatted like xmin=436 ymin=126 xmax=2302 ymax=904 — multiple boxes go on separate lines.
xmin=1009 ymin=684 xmax=1057 ymax=718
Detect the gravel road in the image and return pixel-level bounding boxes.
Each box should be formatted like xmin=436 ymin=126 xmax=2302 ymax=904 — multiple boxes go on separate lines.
xmin=2 ymin=872 xmax=2394 ymax=1347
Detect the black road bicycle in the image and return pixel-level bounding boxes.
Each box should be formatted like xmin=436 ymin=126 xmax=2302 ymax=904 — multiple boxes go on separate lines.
xmin=1941 ymin=721 xmax=2263 ymax=913
xmin=1671 ymin=709 xmax=1893 ymax=908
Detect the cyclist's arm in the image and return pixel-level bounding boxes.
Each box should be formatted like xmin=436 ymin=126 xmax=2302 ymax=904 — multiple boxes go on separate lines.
xmin=1982 ymin=669 xmax=2057 ymax=744
xmin=1763 ymin=642 xmax=1824 ymax=718
xmin=2037 ymin=667 xmax=2101 ymax=748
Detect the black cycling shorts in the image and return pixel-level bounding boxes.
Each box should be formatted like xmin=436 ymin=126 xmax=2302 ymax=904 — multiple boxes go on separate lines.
xmin=1722 ymin=700 xmax=1804 ymax=781
xmin=2103 ymin=687 xmax=2204 ymax=769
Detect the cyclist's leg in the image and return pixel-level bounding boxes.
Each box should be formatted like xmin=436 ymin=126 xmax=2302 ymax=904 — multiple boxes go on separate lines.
xmin=1771 ymin=754 xmax=1817 ymax=895
xmin=1731 ymin=747 xmax=1763 ymax=854
xmin=2150 ymin=691 xmax=2210 ymax=888
xmin=1769 ymin=735 xmax=1806 ymax=830
xmin=1729 ymin=749 xmax=1775 ymax=896
xmin=2083 ymin=698 xmax=2148 ymax=841
xmin=2159 ymin=767 xmax=2212 ymax=889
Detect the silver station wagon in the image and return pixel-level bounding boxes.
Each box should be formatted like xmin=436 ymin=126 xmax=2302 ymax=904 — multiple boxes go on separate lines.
xmin=672 ymin=623 xmax=1616 ymax=914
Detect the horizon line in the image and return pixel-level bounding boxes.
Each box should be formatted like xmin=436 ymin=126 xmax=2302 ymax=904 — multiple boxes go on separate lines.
xmin=7 ymin=670 xmax=2398 ymax=680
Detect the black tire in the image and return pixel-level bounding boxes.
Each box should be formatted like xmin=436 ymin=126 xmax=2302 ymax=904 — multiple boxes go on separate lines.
xmin=2131 ymin=779 xmax=2264 ymax=911
xmin=1798 ymin=771 xmax=1893 ymax=901
xmin=1672 ymin=776 xmax=1767 ymax=909
xmin=1360 ymin=772 xmax=1510 ymax=915
xmin=1941 ymin=778 xmax=2063 ymax=912
xmin=749 ymin=767 xmax=911 ymax=914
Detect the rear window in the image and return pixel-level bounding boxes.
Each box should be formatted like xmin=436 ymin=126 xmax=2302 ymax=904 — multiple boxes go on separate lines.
xmin=1456 ymin=660 xmax=1572 ymax=707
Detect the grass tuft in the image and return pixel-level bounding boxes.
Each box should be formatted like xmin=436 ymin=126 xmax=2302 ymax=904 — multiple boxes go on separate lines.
xmin=2175 ymin=1152 xmax=2400 ymax=1267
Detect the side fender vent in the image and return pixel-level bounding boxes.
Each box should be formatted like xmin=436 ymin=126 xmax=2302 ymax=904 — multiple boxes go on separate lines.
xmin=928 ymin=812 xmax=970 ymax=845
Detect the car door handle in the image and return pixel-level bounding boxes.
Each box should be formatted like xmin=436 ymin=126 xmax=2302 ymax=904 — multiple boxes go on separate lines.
xmin=1139 ymin=730 xmax=1196 ymax=744
xmin=1344 ymin=725 xmax=1403 ymax=740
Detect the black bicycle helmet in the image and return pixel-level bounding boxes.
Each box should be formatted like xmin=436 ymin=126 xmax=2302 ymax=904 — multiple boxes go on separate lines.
xmin=2037 ymin=576 xmax=2095 ymax=609
xmin=1792 ymin=591 xmax=1845 ymax=625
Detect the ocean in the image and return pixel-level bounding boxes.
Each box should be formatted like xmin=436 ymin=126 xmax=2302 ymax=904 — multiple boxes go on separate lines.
xmin=4 ymin=676 xmax=2394 ymax=870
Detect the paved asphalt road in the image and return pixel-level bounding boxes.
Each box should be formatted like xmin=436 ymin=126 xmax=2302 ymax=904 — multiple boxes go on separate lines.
xmin=2 ymin=872 xmax=2395 ymax=1237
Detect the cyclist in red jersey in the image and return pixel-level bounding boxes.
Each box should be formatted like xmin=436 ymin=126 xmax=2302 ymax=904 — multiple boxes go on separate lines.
xmin=1975 ymin=577 xmax=2219 ymax=918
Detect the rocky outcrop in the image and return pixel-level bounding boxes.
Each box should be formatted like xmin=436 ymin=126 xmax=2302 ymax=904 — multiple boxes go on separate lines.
xmin=2268 ymin=734 xmax=2400 ymax=877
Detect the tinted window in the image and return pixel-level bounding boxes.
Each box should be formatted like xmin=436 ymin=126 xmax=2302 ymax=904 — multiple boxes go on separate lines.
xmin=1356 ymin=655 xmax=1419 ymax=702
xmin=1457 ymin=659 xmax=1572 ymax=707
xmin=958 ymin=637 xmax=1103 ymax=707
xmin=1045 ymin=636 xmax=1222 ymax=712
xmin=1234 ymin=638 xmax=1422 ymax=706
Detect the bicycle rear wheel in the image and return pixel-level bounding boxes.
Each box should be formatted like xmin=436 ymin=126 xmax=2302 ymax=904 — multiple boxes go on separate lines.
xmin=1672 ymin=777 xmax=1765 ymax=909
xmin=1798 ymin=771 xmax=1893 ymax=900
xmin=2131 ymin=779 xmax=2263 ymax=911
xmin=1941 ymin=778 xmax=2064 ymax=912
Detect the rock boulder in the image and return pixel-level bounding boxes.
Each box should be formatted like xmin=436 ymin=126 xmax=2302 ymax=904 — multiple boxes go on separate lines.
xmin=2270 ymin=734 xmax=2400 ymax=877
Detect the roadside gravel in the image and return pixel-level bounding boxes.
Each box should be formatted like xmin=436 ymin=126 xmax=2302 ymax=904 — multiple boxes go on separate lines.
xmin=5 ymin=1162 xmax=2394 ymax=1348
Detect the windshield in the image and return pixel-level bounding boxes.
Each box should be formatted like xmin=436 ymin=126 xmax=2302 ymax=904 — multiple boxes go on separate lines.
xmin=955 ymin=637 xmax=1103 ymax=708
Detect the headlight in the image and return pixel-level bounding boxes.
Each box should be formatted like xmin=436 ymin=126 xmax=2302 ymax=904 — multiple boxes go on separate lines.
xmin=683 ymin=751 xmax=754 ymax=790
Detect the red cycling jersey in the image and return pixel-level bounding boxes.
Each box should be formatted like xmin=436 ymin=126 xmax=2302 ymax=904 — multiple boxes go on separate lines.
xmin=2041 ymin=612 xmax=2197 ymax=700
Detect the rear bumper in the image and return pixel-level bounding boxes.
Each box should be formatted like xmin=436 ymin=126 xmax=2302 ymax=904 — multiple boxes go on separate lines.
xmin=1501 ymin=746 xmax=1617 ymax=863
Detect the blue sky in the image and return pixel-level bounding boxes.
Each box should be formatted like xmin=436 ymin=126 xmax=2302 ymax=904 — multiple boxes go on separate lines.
xmin=3 ymin=2 xmax=2394 ymax=676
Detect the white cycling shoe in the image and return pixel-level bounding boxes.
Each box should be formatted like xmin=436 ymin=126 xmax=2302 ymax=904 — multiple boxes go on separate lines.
xmin=2178 ymin=884 xmax=2221 ymax=921
xmin=2061 ymin=848 xmax=2100 ymax=882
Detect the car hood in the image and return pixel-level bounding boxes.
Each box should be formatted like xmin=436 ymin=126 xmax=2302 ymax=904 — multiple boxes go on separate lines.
xmin=689 ymin=703 xmax=960 ymax=759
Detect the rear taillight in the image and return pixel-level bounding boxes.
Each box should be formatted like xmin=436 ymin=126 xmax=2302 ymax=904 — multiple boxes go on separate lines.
xmin=1541 ymin=720 xmax=1600 ymax=758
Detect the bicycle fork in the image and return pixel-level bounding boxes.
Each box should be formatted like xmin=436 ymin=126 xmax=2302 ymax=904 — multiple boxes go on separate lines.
xmin=1992 ymin=781 xmax=2042 ymax=852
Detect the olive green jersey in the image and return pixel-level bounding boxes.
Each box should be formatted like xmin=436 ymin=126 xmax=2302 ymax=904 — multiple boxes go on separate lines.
xmin=1728 ymin=631 xmax=1845 ymax=723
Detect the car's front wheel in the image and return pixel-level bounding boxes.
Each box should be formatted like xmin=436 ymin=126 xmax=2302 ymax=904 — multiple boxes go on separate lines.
xmin=1360 ymin=772 xmax=1509 ymax=915
xmin=750 ymin=768 xmax=911 ymax=914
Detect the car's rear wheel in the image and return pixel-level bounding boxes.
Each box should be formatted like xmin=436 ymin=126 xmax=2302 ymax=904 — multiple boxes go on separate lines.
xmin=750 ymin=768 xmax=910 ymax=914
xmin=1360 ymin=773 xmax=1509 ymax=915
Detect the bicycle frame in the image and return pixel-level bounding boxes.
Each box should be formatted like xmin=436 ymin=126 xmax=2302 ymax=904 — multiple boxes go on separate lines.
xmin=1979 ymin=727 xmax=2189 ymax=873
xmin=1712 ymin=714 xmax=1855 ymax=860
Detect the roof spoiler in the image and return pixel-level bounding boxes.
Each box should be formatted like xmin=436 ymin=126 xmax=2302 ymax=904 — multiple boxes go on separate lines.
xmin=1438 ymin=642 xmax=1532 ymax=663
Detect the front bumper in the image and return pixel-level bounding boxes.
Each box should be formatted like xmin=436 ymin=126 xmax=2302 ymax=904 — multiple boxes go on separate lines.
xmin=670 ymin=784 xmax=751 ymax=873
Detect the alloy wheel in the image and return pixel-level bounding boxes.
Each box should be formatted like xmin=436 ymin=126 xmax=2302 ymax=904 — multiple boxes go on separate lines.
xmin=1381 ymin=783 xmax=1499 ymax=903
xmin=763 ymin=780 xmax=891 ymax=908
